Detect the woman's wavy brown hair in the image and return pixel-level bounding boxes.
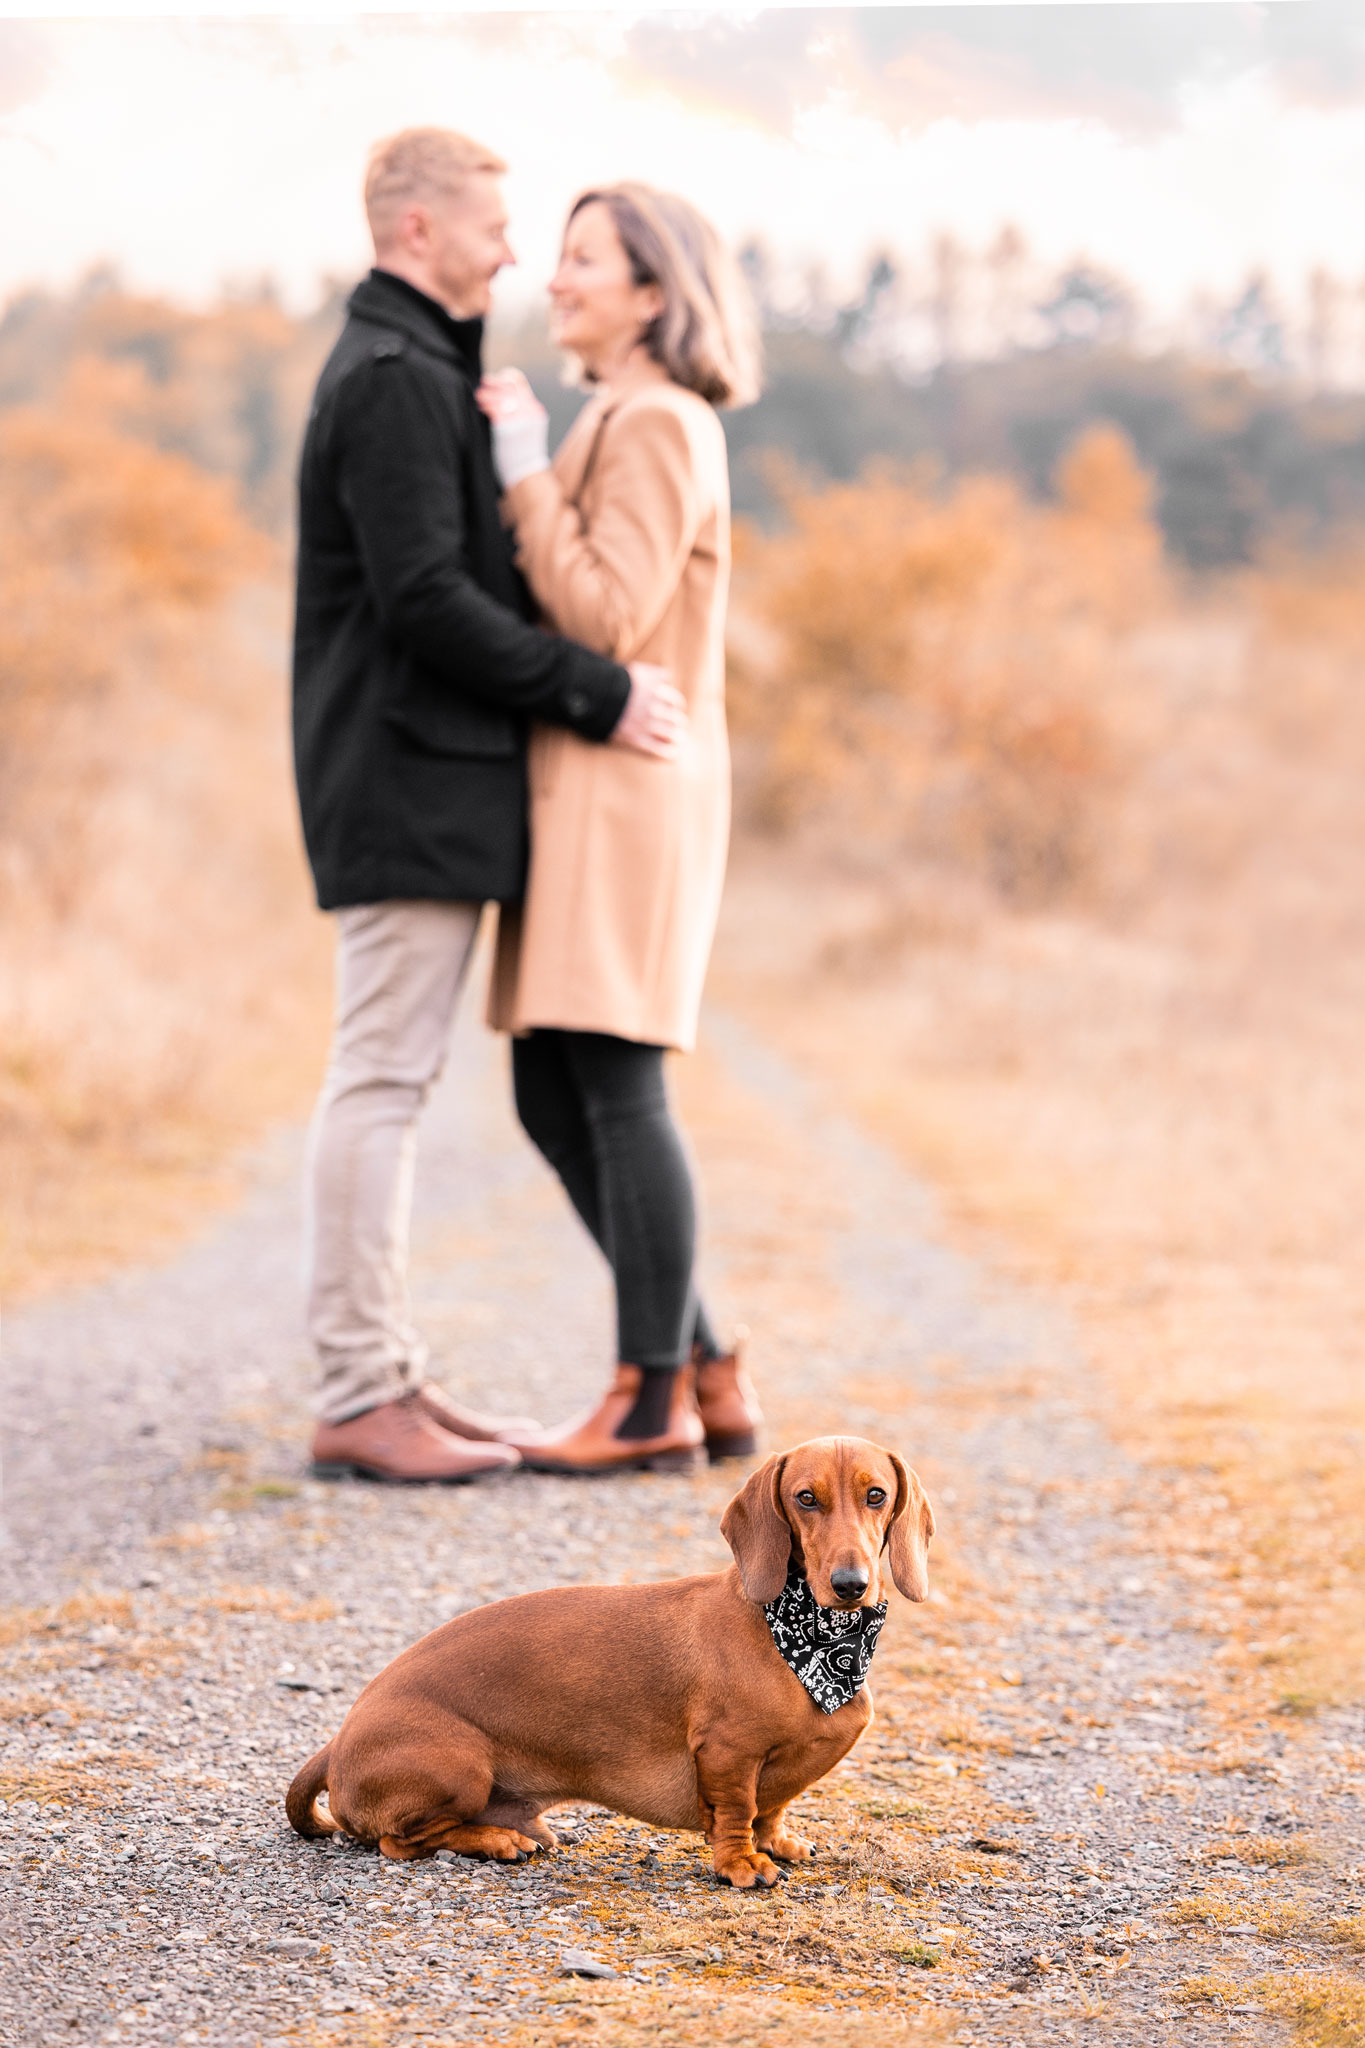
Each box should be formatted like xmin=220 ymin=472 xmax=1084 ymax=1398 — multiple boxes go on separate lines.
xmin=567 ymin=182 xmax=761 ymax=409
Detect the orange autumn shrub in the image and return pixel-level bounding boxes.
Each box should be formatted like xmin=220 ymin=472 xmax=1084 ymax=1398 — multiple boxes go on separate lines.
xmin=0 ymin=371 xmax=328 ymax=1294
xmin=0 ymin=366 xmax=264 ymax=914
xmin=728 ymin=425 xmax=1166 ymax=902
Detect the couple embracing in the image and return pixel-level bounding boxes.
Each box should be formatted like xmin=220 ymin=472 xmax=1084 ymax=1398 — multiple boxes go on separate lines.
xmin=292 ymin=128 xmax=763 ymax=1484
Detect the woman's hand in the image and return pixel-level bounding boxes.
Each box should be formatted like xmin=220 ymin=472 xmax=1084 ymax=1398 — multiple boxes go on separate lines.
xmin=477 ymin=369 xmax=550 ymax=490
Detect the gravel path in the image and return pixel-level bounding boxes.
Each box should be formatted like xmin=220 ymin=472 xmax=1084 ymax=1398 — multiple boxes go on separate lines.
xmin=2 ymin=993 xmax=1361 ymax=2047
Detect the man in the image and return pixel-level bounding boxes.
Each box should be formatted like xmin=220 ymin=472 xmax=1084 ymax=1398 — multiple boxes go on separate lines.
xmin=293 ymin=128 xmax=685 ymax=1483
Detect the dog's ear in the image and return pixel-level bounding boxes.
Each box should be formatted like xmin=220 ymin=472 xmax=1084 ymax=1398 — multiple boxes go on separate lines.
xmin=884 ymin=1454 xmax=935 ymax=1602
xmin=720 ymin=1453 xmax=791 ymax=1603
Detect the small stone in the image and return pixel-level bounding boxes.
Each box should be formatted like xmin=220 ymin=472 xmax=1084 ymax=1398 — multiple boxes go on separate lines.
xmin=560 ymin=1948 xmax=616 ymax=1979
xmin=265 ymin=1936 xmax=320 ymax=1956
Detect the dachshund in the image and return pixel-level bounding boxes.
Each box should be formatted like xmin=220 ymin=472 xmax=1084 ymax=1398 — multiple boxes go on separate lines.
xmin=286 ymin=1436 xmax=934 ymax=1888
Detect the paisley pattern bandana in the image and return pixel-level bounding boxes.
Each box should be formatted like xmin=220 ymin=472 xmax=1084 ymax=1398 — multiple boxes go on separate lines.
xmin=763 ymin=1562 xmax=887 ymax=1714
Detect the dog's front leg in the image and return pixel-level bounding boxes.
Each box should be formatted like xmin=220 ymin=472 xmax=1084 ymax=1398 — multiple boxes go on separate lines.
xmin=754 ymin=1802 xmax=813 ymax=1865
xmin=695 ymin=1744 xmax=779 ymax=1889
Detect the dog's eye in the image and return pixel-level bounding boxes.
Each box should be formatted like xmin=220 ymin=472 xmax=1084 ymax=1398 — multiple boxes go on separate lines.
xmin=867 ymin=1488 xmax=887 ymax=1506
xmin=795 ymin=1489 xmax=819 ymax=1509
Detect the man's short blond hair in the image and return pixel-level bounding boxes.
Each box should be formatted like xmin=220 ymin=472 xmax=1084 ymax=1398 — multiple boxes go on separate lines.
xmin=364 ymin=128 xmax=507 ymax=247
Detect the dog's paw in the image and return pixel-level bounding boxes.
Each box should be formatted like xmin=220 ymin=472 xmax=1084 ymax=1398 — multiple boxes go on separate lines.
xmin=490 ymin=1830 xmax=540 ymax=1863
xmin=715 ymin=1850 xmax=781 ymax=1890
xmin=758 ymin=1831 xmax=813 ymax=1864
xmin=435 ymin=1824 xmax=541 ymax=1863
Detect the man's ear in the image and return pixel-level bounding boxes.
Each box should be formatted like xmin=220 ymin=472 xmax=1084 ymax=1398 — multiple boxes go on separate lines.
xmin=883 ymin=1453 xmax=935 ymax=1602
xmin=720 ymin=1453 xmax=791 ymax=1604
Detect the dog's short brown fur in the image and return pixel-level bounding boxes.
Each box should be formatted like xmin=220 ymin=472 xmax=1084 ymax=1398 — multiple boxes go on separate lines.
xmin=285 ymin=1437 xmax=934 ymax=1887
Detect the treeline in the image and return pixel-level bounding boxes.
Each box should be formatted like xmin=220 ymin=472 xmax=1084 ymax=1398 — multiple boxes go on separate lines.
xmin=5 ymin=270 xmax=1365 ymax=564
xmin=0 ymin=271 xmax=345 ymax=537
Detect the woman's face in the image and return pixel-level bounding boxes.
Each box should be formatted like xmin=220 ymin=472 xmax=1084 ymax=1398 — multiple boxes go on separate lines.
xmin=549 ymin=201 xmax=663 ymax=368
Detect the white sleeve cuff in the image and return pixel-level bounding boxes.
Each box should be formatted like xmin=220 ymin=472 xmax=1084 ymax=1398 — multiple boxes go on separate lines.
xmin=491 ymin=412 xmax=551 ymax=490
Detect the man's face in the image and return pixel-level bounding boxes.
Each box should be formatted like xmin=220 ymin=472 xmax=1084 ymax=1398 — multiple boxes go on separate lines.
xmin=426 ymin=175 xmax=514 ymax=318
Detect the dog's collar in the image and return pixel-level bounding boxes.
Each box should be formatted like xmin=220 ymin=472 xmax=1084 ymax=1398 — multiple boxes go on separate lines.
xmin=762 ymin=1562 xmax=887 ymax=1714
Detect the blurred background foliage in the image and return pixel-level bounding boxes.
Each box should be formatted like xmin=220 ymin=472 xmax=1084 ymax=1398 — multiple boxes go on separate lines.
xmin=6 ymin=251 xmax=1365 ymax=562
xmin=3 ymin=256 xmax=1365 ymax=1304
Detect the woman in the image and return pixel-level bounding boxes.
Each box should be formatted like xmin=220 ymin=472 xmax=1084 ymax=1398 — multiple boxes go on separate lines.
xmin=478 ymin=183 xmax=762 ymax=1474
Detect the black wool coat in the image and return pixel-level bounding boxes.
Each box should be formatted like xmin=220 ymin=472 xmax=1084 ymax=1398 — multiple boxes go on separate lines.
xmin=292 ymin=271 xmax=630 ymax=909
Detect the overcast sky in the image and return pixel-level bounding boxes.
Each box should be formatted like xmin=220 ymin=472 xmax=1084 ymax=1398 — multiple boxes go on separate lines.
xmin=3 ymin=5 xmax=1365 ymax=319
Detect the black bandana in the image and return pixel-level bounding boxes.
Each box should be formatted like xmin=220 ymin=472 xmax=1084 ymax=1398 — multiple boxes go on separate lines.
xmin=763 ymin=1563 xmax=887 ymax=1714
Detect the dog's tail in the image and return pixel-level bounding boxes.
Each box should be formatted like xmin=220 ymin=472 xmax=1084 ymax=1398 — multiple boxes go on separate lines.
xmin=285 ymin=1741 xmax=340 ymax=1839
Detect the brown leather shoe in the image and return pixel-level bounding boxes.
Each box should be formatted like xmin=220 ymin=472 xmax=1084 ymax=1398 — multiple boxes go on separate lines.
xmin=413 ymin=1381 xmax=540 ymax=1445
xmin=311 ymin=1394 xmax=521 ymax=1484
xmin=693 ymin=1328 xmax=763 ymax=1462
xmin=505 ymin=1367 xmax=705 ymax=1475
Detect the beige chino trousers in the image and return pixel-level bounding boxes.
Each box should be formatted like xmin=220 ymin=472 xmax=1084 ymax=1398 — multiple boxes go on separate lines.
xmin=304 ymin=899 xmax=482 ymax=1424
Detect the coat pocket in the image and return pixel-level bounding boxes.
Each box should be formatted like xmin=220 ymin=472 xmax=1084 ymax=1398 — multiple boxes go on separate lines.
xmin=386 ymin=654 xmax=520 ymax=760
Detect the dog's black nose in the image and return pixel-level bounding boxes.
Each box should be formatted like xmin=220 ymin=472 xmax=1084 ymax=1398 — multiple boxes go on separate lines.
xmin=830 ymin=1567 xmax=869 ymax=1602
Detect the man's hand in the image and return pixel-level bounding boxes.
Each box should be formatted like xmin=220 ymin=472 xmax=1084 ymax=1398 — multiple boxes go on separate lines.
xmin=611 ymin=663 xmax=687 ymax=761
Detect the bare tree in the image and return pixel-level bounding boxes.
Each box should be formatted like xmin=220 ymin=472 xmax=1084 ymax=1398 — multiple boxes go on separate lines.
xmin=1306 ymin=267 xmax=1343 ymax=389
xmin=929 ymin=232 xmax=967 ymax=368
xmin=985 ymin=224 xmax=1030 ymax=358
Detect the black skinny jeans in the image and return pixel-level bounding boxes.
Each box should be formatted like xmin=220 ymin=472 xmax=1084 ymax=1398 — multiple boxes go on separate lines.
xmin=511 ymin=1029 xmax=718 ymax=1374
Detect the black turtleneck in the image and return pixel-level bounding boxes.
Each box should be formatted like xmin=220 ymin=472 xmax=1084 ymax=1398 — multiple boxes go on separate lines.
xmin=359 ymin=269 xmax=485 ymax=384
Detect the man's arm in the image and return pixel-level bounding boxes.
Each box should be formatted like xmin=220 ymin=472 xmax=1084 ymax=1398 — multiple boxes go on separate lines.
xmin=332 ymin=350 xmax=630 ymax=740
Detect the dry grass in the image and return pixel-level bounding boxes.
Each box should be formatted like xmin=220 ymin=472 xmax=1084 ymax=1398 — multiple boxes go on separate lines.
xmin=0 ymin=1590 xmax=185 ymax=1685
xmin=1272 ymin=1972 xmax=1365 ymax=2047
xmin=0 ymin=1750 xmax=153 ymax=1809
xmin=206 ymin=1586 xmax=336 ymax=1623
xmin=712 ymin=844 xmax=1365 ymax=1713
xmin=1206 ymin=1834 xmax=1320 ymax=1869
xmin=283 ymin=1998 xmax=951 ymax=2048
xmin=1171 ymin=1896 xmax=1365 ymax=1954
xmin=0 ymin=1691 xmax=80 ymax=1724
xmin=500 ymin=1988 xmax=952 ymax=2045
xmin=0 ymin=1591 xmax=133 ymax=1650
xmin=1181 ymin=1970 xmax=1365 ymax=2048
xmin=1175 ymin=1966 xmax=1261 ymax=2009
xmin=523 ymin=1804 xmax=977 ymax=2012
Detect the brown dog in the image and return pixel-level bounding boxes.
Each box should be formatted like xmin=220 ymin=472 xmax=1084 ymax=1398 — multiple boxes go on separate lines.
xmin=285 ymin=1437 xmax=934 ymax=1888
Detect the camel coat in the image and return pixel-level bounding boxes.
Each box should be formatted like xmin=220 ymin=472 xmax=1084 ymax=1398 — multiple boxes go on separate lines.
xmin=487 ymin=358 xmax=732 ymax=1051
